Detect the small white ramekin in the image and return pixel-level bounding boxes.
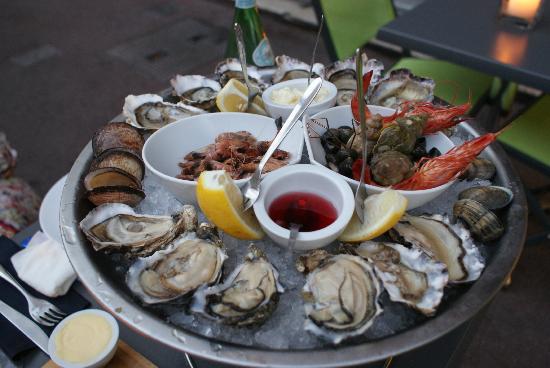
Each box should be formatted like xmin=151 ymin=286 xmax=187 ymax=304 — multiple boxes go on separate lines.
xmin=48 ymin=309 xmax=119 ymax=368
xmin=253 ymin=164 xmax=354 ymax=251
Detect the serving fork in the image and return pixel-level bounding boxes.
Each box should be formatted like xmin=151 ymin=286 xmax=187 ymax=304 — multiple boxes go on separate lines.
xmin=242 ymin=78 xmax=323 ymax=211
xmin=354 ymin=48 xmax=369 ymax=223
xmin=0 ymin=264 xmax=67 ymax=326
xmin=234 ymin=23 xmax=260 ymax=112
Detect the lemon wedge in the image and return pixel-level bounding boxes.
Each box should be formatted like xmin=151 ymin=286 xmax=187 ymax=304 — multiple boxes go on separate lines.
xmin=339 ymin=190 xmax=408 ymax=242
xmin=216 ymin=78 xmax=267 ymax=115
xmin=196 ymin=170 xmax=264 ymax=240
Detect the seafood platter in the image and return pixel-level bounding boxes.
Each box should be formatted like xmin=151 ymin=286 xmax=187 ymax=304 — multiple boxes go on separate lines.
xmin=59 ymin=54 xmax=526 ymax=367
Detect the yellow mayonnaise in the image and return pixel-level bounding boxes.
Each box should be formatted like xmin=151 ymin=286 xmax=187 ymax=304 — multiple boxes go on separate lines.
xmin=271 ymin=86 xmax=329 ymax=105
xmin=55 ymin=313 xmax=112 ymax=363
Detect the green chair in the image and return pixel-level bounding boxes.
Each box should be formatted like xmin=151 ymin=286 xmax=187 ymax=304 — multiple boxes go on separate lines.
xmin=313 ymin=0 xmax=494 ymax=109
xmin=498 ymin=95 xmax=550 ymax=245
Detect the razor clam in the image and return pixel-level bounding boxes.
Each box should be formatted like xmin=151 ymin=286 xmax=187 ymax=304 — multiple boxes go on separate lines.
xmin=458 ymin=186 xmax=513 ymax=210
xmin=348 ymin=242 xmax=448 ymax=316
xmin=214 ymin=58 xmax=267 ymax=90
xmin=126 ymin=230 xmax=226 ymax=304
xmin=390 ymin=214 xmax=484 ymax=283
xmin=192 ymin=245 xmax=283 ymax=326
xmin=123 ymin=94 xmax=205 ymax=130
xmin=272 ymin=55 xmax=325 ymax=84
xmin=80 ymin=203 xmax=195 ymax=257
xmin=298 ymin=252 xmax=382 ymax=344
xmin=170 ymin=74 xmax=221 ymax=110
xmin=453 ymin=199 xmax=505 ymax=242
xmin=368 ymin=69 xmax=434 ymax=109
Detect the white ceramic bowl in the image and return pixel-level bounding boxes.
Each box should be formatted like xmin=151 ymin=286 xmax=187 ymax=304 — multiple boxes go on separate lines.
xmin=262 ymin=78 xmax=337 ymax=120
xmin=253 ymin=164 xmax=354 ymax=251
xmin=39 ymin=174 xmax=67 ymax=244
xmin=48 ymin=309 xmax=119 ymax=368
xmin=143 ymin=112 xmax=304 ymax=204
xmin=304 ymin=105 xmax=456 ymax=210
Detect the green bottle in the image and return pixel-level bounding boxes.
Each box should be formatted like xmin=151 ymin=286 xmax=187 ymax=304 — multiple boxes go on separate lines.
xmin=225 ymin=0 xmax=275 ymax=67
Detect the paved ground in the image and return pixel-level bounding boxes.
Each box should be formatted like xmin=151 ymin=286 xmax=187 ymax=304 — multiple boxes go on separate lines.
xmin=2 ymin=0 xmax=549 ymax=367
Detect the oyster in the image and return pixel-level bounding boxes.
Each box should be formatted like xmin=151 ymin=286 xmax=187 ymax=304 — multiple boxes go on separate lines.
xmin=348 ymin=242 xmax=448 ymax=316
xmin=214 ymin=58 xmax=266 ymax=90
xmin=298 ymin=252 xmax=382 ymax=344
xmin=192 ymin=245 xmax=283 ymax=326
xmin=127 ymin=231 xmax=226 ymax=304
xmin=453 ymin=199 xmax=505 ymax=242
xmin=80 ymin=203 xmax=195 ymax=256
xmin=458 ymin=186 xmax=513 ymax=210
xmin=390 ymin=214 xmax=484 ymax=283
xmin=170 ymin=75 xmax=221 ymax=110
xmin=272 ymin=55 xmax=325 ymax=84
xmin=92 ymin=122 xmax=144 ymax=157
xmin=368 ymin=69 xmax=435 ymax=109
xmin=123 ymin=94 xmax=205 ymax=130
xmin=90 ymin=148 xmax=145 ymax=181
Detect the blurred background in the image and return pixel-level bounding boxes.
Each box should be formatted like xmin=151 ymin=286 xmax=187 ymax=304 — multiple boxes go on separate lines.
xmin=1 ymin=0 xmax=549 ymax=367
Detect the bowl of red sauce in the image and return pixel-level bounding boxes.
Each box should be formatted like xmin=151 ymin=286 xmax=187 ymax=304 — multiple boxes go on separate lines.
xmin=253 ymin=164 xmax=354 ymax=250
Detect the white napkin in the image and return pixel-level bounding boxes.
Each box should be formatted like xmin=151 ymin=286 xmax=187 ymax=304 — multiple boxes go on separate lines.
xmin=10 ymin=231 xmax=76 ymax=298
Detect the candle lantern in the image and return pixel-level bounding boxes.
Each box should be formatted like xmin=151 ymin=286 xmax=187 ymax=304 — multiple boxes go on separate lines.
xmin=500 ymin=0 xmax=545 ymax=29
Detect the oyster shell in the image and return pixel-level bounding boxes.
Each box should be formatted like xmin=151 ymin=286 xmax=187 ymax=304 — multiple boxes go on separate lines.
xmin=299 ymin=252 xmax=382 ymax=344
xmin=92 ymin=122 xmax=144 ymax=157
xmin=390 ymin=214 xmax=484 ymax=283
xmin=348 ymin=242 xmax=448 ymax=316
xmin=214 ymin=58 xmax=266 ymax=90
xmin=123 ymin=94 xmax=205 ymax=130
xmin=272 ymin=55 xmax=325 ymax=84
xmin=90 ymin=148 xmax=144 ymax=181
xmin=453 ymin=199 xmax=505 ymax=242
xmin=127 ymin=231 xmax=226 ymax=304
xmin=80 ymin=203 xmax=195 ymax=256
xmin=368 ymin=69 xmax=434 ymax=109
xmin=170 ymin=75 xmax=221 ymax=110
xmin=192 ymin=245 xmax=283 ymax=326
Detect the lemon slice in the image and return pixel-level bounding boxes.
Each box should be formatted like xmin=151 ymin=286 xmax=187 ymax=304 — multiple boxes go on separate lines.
xmin=216 ymin=78 xmax=267 ymax=115
xmin=196 ymin=170 xmax=264 ymax=240
xmin=339 ymin=190 xmax=408 ymax=242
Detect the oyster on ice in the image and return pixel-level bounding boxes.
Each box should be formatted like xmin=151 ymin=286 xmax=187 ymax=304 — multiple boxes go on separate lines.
xmin=123 ymin=94 xmax=205 ymax=130
xmin=347 ymin=242 xmax=448 ymax=316
xmin=272 ymin=55 xmax=325 ymax=84
xmin=126 ymin=229 xmax=227 ymax=304
xmin=298 ymin=252 xmax=382 ymax=344
xmin=368 ymin=69 xmax=434 ymax=109
xmin=390 ymin=214 xmax=484 ymax=283
xmin=192 ymin=245 xmax=283 ymax=326
xmin=80 ymin=203 xmax=196 ymax=257
xmin=170 ymin=75 xmax=221 ymax=110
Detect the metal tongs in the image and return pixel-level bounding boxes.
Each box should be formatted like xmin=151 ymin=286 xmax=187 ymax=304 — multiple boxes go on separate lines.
xmin=354 ymin=48 xmax=368 ymax=223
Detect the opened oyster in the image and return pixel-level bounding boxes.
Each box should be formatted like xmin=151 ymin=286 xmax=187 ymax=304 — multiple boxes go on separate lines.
xmin=192 ymin=245 xmax=283 ymax=326
xmin=348 ymin=242 xmax=448 ymax=316
xmin=297 ymin=251 xmax=382 ymax=344
xmin=390 ymin=214 xmax=484 ymax=283
xmin=170 ymin=75 xmax=221 ymax=110
xmin=368 ymin=69 xmax=434 ymax=109
xmin=80 ymin=203 xmax=195 ymax=257
xmin=126 ymin=229 xmax=226 ymax=304
xmin=123 ymin=94 xmax=205 ymax=130
xmin=214 ymin=58 xmax=266 ymax=90
xmin=272 ymin=55 xmax=325 ymax=84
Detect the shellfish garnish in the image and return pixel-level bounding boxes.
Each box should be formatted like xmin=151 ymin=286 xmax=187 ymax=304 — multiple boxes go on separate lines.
xmin=126 ymin=229 xmax=227 ymax=304
xmin=123 ymin=94 xmax=205 ymax=130
xmin=170 ymin=75 xmax=221 ymax=110
xmin=214 ymin=58 xmax=267 ymax=90
xmin=80 ymin=203 xmax=195 ymax=257
xmin=192 ymin=245 xmax=283 ymax=326
xmin=368 ymin=69 xmax=434 ymax=109
xmin=390 ymin=214 xmax=484 ymax=283
xmin=298 ymin=252 xmax=382 ymax=344
xmin=346 ymin=242 xmax=448 ymax=316
xmin=272 ymin=55 xmax=325 ymax=84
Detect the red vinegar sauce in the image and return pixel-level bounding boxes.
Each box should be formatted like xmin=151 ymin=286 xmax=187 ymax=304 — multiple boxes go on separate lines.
xmin=268 ymin=192 xmax=337 ymax=232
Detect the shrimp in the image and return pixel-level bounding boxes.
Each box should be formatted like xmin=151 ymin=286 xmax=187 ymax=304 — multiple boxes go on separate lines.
xmin=393 ymin=132 xmax=499 ymax=190
xmin=400 ymin=99 xmax=471 ymax=135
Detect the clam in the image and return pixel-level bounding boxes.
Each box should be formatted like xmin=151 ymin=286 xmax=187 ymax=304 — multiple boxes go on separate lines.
xmin=298 ymin=252 xmax=382 ymax=344
xmin=90 ymin=148 xmax=145 ymax=181
xmin=123 ymin=94 xmax=205 ymax=130
xmin=453 ymin=199 xmax=505 ymax=242
xmin=87 ymin=186 xmax=145 ymax=207
xmin=458 ymin=185 xmax=513 ymax=210
xmin=192 ymin=245 xmax=283 ymax=326
xmin=92 ymin=122 xmax=144 ymax=157
xmin=390 ymin=214 xmax=484 ymax=283
xmin=371 ymin=150 xmax=414 ymax=186
xmin=170 ymin=75 xmax=221 ymax=110
xmin=368 ymin=69 xmax=435 ymax=109
xmin=272 ymin=55 xmax=325 ymax=84
xmin=80 ymin=203 xmax=195 ymax=256
xmin=347 ymin=242 xmax=448 ymax=316
xmin=214 ymin=58 xmax=266 ymax=90
xmin=460 ymin=158 xmax=496 ymax=180
xmin=84 ymin=167 xmax=141 ymax=192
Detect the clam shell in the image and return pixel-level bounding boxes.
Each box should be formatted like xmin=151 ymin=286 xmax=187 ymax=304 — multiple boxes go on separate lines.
xmin=90 ymin=148 xmax=145 ymax=181
xmin=92 ymin=122 xmax=144 ymax=157
xmin=87 ymin=185 xmax=145 ymax=207
xmin=170 ymin=75 xmax=221 ymax=110
xmin=84 ymin=167 xmax=142 ymax=191
xmin=453 ymin=199 xmax=505 ymax=242
xmin=458 ymin=185 xmax=513 ymax=210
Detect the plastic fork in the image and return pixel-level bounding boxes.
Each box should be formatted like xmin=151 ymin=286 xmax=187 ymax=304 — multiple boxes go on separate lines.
xmin=0 ymin=264 xmax=67 ymax=326
xmin=234 ymin=23 xmax=260 ymax=112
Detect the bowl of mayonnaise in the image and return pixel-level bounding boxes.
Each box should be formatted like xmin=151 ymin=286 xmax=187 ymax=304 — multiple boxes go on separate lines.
xmin=262 ymin=78 xmax=337 ymax=120
xmin=48 ymin=309 xmax=119 ymax=368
